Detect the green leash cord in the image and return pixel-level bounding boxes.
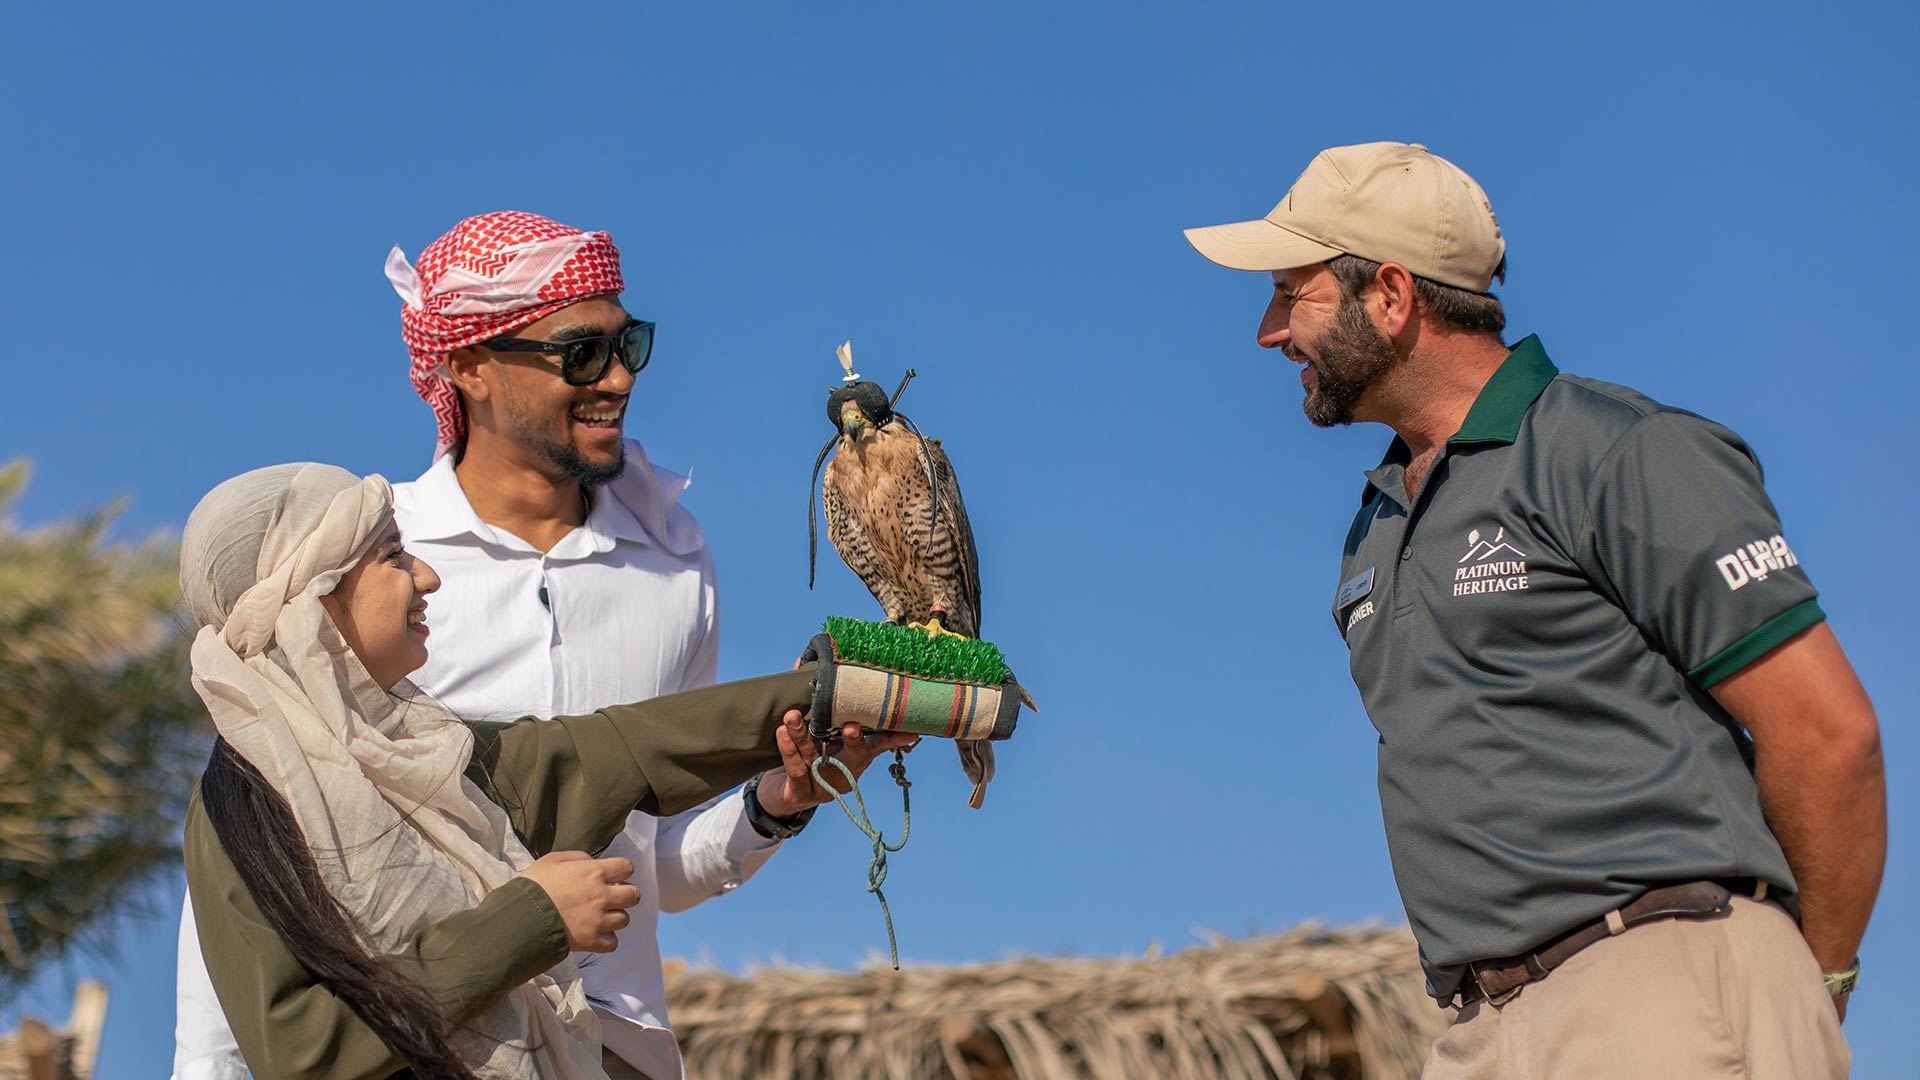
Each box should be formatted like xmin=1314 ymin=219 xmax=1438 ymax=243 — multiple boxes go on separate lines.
xmin=809 ymin=748 xmax=912 ymax=969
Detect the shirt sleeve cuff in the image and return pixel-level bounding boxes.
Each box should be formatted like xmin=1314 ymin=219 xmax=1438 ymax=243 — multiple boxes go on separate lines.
xmin=471 ymin=876 xmax=572 ymax=989
xmin=396 ymin=875 xmax=573 ymax=1026
xmin=723 ymin=789 xmax=785 ymax=859
xmin=1688 ymin=598 xmax=1826 ymax=688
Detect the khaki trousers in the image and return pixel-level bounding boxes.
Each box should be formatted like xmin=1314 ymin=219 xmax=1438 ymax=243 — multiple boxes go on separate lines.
xmin=1423 ymin=896 xmax=1849 ymax=1079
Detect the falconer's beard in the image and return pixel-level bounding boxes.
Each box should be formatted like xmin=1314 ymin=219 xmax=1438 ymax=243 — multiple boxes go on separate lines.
xmin=1302 ymin=298 xmax=1402 ymax=428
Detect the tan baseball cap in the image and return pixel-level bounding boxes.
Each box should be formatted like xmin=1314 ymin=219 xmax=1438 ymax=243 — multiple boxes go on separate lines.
xmin=1184 ymin=141 xmax=1505 ymax=292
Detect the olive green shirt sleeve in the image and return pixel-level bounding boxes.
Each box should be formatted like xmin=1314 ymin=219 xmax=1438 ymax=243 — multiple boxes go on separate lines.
xmin=183 ymin=792 xmax=570 ymax=1080
xmin=468 ymin=665 xmax=813 ymax=857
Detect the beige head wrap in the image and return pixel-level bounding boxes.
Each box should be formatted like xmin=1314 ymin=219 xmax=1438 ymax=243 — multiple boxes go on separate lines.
xmin=182 ymin=463 xmax=605 ymax=1078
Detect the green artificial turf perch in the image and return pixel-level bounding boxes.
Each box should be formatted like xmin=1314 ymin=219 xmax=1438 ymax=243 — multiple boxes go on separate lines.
xmin=820 ymin=615 xmax=1011 ymax=685
xmin=801 ymin=617 xmax=1026 ymax=744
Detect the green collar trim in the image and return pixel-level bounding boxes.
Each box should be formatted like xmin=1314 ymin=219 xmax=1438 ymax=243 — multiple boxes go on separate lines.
xmin=1355 ymin=334 xmax=1554 ymax=508
xmin=1448 ymin=334 xmax=1558 ymax=446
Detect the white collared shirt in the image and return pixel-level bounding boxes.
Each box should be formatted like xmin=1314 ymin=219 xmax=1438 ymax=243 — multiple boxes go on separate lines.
xmin=396 ymin=441 xmax=780 ymax=1077
xmin=171 ymin=439 xmax=778 ymax=1080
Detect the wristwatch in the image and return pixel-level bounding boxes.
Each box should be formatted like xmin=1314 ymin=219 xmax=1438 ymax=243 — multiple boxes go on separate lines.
xmin=743 ymin=773 xmax=816 ymax=840
xmin=1823 ymin=956 xmax=1860 ymax=999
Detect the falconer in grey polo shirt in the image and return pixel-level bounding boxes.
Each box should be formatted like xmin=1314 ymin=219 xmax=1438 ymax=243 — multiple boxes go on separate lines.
xmin=1186 ymin=143 xmax=1883 ymax=1080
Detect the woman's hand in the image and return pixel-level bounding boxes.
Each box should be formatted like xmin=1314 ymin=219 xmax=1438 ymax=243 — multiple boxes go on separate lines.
xmin=516 ymin=851 xmax=640 ymax=953
xmin=753 ymin=710 xmax=920 ymax=818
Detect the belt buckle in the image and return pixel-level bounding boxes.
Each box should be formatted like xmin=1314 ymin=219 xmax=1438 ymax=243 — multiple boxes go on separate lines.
xmin=1456 ymin=965 xmax=1490 ymax=1009
xmin=1463 ymin=961 xmax=1527 ymax=1008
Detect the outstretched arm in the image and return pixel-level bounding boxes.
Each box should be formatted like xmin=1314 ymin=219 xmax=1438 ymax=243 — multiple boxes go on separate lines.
xmin=472 ymin=666 xmax=816 ymax=859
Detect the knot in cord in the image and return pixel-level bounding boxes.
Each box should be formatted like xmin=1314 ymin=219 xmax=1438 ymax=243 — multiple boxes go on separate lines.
xmin=809 ymin=748 xmax=912 ymax=969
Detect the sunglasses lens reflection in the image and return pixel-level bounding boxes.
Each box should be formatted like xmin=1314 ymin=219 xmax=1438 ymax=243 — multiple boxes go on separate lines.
xmin=562 ymin=340 xmax=614 ymax=385
xmin=558 ymin=323 xmax=652 ymax=385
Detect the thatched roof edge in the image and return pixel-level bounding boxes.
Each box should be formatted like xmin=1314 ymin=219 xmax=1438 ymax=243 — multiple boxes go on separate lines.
xmin=664 ymin=924 xmax=1450 ymax=1079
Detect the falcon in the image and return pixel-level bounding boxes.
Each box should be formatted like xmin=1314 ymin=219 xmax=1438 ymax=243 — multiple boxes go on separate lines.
xmin=809 ymin=342 xmax=1001 ymax=808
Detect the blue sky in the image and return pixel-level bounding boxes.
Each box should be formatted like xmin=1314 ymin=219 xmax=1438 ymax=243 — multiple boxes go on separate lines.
xmin=3 ymin=2 xmax=1914 ymax=1076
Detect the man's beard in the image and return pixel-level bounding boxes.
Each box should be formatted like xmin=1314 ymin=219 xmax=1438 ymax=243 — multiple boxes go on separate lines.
xmin=1300 ymin=298 xmax=1401 ymax=428
xmin=548 ymin=439 xmax=626 ymax=485
xmin=500 ymin=393 xmax=627 ymax=485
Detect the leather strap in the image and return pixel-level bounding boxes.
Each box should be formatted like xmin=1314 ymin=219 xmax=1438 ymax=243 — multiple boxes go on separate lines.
xmin=1465 ymin=881 xmax=1739 ymax=1001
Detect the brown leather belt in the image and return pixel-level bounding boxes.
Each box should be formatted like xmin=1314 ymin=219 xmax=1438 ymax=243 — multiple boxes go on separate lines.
xmin=1458 ymin=880 xmax=1755 ymax=1004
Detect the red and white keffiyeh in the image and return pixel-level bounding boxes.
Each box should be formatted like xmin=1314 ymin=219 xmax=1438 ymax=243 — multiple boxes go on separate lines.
xmin=387 ymin=211 xmax=624 ymax=458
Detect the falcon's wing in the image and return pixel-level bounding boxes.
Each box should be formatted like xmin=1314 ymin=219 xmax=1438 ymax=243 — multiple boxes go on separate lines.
xmin=934 ymin=444 xmax=992 ymax=809
xmin=930 ymin=440 xmax=981 ymax=637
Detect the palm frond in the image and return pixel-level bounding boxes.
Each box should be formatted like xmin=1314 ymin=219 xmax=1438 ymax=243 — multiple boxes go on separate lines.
xmin=0 ymin=459 xmax=206 ymax=1007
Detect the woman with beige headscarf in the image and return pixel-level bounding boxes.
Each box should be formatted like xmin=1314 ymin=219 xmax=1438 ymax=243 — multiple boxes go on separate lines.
xmin=179 ymin=463 xmax=909 ymax=1079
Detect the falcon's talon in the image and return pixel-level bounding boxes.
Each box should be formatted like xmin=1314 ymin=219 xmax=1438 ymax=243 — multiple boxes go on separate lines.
xmin=906 ymin=615 xmax=968 ymax=641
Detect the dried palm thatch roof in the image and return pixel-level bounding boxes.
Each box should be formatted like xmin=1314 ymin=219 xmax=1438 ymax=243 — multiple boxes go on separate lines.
xmin=664 ymin=925 xmax=1450 ymax=1080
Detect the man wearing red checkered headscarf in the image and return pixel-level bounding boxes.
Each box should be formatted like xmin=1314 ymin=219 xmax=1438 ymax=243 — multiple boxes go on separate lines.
xmin=173 ymin=212 xmax=866 ymax=1080
xmin=386 ymin=210 xmax=627 ymax=460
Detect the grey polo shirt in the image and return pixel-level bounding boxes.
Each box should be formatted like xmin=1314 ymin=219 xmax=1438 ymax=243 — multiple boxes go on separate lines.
xmin=1332 ymin=335 xmax=1823 ymax=1002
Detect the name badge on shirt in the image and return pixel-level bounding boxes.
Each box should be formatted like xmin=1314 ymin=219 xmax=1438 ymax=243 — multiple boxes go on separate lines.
xmin=1336 ymin=566 xmax=1375 ymax=610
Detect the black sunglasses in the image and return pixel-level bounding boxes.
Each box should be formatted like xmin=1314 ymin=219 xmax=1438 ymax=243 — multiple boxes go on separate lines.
xmin=484 ymin=319 xmax=655 ymax=386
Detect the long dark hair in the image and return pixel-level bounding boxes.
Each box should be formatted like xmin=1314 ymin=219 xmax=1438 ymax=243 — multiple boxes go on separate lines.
xmin=199 ymin=736 xmax=479 ymax=1079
